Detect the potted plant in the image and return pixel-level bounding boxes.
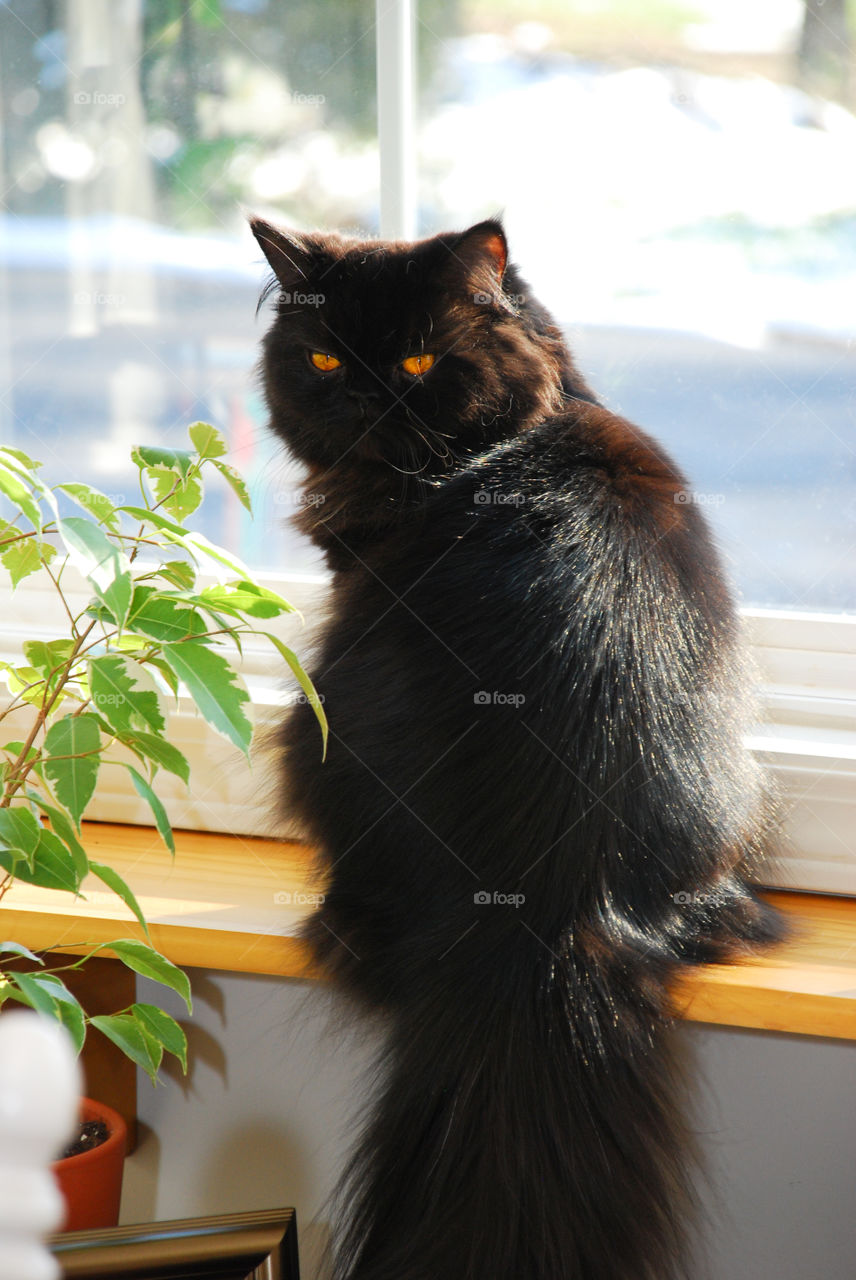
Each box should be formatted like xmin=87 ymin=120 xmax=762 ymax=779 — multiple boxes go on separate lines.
xmin=0 ymin=423 xmax=325 ymax=1230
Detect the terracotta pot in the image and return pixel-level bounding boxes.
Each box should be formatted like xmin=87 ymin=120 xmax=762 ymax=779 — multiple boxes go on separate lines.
xmin=52 ymin=1097 xmax=127 ymax=1232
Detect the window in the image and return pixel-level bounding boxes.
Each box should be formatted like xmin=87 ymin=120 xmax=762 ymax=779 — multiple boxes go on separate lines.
xmin=2 ymin=1 xmax=854 ymax=893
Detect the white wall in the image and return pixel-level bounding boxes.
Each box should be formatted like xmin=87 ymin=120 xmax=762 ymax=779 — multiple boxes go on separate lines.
xmin=122 ymin=970 xmax=856 ymax=1280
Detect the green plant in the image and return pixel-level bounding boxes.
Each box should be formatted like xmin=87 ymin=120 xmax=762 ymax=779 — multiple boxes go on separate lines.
xmin=0 ymin=422 xmax=325 ymax=1082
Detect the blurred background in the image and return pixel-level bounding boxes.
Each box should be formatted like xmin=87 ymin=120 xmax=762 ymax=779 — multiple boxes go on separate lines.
xmin=1 ymin=0 xmax=854 ymax=609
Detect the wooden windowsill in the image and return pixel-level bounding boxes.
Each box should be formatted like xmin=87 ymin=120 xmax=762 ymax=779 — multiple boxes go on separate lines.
xmin=4 ymin=822 xmax=855 ymax=1042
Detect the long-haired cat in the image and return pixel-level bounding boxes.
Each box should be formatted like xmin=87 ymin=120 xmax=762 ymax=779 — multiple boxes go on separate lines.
xmin=251 ymin=216 xmax=784 ymax=1280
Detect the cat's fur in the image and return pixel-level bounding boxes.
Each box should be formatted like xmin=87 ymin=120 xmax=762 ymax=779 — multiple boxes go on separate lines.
xmin=252 ymin=216 xmax=785 ymax=1280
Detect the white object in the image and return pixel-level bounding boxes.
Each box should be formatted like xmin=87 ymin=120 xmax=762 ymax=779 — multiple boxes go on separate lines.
xmin=0 ymin=1012 xmax=82 ymax=1280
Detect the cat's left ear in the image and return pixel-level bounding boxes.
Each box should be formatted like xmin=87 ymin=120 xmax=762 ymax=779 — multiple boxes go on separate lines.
xmin=249 ymin=217 xmax=314 ymax=291
xmin=445 ymin=219 xmax=508 ymax=297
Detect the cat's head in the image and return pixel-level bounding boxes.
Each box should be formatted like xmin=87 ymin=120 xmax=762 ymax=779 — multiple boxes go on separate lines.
xmin=251 ymin=218 xmax=591 ymax=555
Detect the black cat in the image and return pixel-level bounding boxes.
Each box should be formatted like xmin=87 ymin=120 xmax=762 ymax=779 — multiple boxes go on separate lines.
xmin=252 ymin=216 xmax=784 ymax=1280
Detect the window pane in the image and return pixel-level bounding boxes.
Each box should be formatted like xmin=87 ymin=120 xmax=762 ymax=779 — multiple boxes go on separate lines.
xmin=1 ymin=0 xmax=380 ymax=572
xmin=416 ymin=2 xmax=856 ymax=611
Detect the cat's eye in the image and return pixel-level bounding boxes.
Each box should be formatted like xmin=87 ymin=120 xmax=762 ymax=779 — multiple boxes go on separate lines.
xmin=310 ymin=351 xmax=342 ymax=372
xmin=401 ymin=353 xmax=435 ymax=376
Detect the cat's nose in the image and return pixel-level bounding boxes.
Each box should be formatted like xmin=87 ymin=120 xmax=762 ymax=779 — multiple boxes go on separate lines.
xmin=347 ymin=387 xmax=383 ymax=404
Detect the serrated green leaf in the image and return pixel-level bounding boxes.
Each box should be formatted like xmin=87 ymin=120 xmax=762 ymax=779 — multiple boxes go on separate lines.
xmin=132 ymin=1003 xmax=187 ymax=1072
xmin=124 ymin=765 xmax=174 ymax=853
xmin=25 ymin=791 xmax=89 ymax=881
xmin=89 ymin=861 xmax=150 ymax=941
xmin=57 ymin=483 xmax=119 ymax=532
xmin=88 ymin=654 xmax=166 ymax=736
xmin=0 ymin=941 xmax=44 ymax=964
xmin=89 ymin=1013 xmax=161 ymax=1083
xmin=0 ymin=463 xmax=42 ymax=529
xmin=107 ymin=939 xmax=191 ymax=1012
xmin=211 ymin=459 xmax=252 ymax=513
xmin=58 ymin=516 xmax=132 ymax=629
xmin=122 ymin=733 xmax=189 ymax=784
xmin=261 ymin=631 xmax=328 ymax=758
xmin=147 ymin=467 xmax=203 ymax=523
xmin=161 ymin=641 xmax=252 ymax=755
xmin=22 ymin=639 xmax=75 ymax=695
xmin=43 ymin=713 xmax=102 ymax=829
xmin=1 ymin=534 xmax=55 ymax=586
xmin=188 ymin=421 xmax=227 ymax=460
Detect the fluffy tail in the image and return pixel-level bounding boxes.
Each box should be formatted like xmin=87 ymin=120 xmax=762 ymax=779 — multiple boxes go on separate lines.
xmin=325 ymin=920 xmax=710 ymax=1280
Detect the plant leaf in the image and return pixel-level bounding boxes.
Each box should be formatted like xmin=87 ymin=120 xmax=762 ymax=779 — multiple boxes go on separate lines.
xmin=197 ymin=580 xmax=296 ymax=619
xmin=211 ymin=459 xmax=252 ymax=513
xmin=122 ymin=733 xmax=190 ymax=784
xmin=0 ymin=941 xmax=44 ymax=964
xmin=0 ymin=446 xmax=42 ymax=472
xmin=132 ymin=445 xmax=194 ymax=480
xmin=127 ymin=589 xmax=211 ymax=644
xmin=0 ymin=806 xmax=42 ymax=869
xmin=89 ymin=1013 xmax=161 ymax=1084
xmin=89 ymin=861 xmax=151 ymax=941
xmin=1 ymin=534 xmax=55 ymax=586
xmin=57 ymin=516 xmax=132 ymax=630
xmin=188 ymin=421 xmax=227 ymax=460
xmin=156 ymin=559 xmax=196 ymax=590
xmin=132 ymin=1003 xmax=188 ymax=1071
xmin=260 ymin=631 xmax=328 ymax=758
xmin=11 ymin=971 xmax=60 ymax=1020
xmin=57 ymin=483 xmax=119 ymax=532
xmin=161 ymin=641 xmax=252 ymax=755
xmin=146 ymin=467 xmax=203 ymax=523
xmin=25 ymin=790 xmax=89 ymax=881
xmin=43 ymin=713 xmax=102 ymax=829
xmin=52 ymin=988 xmax=87 ymax=1054
xmin=107 ymin=939 xmax=192 ymax=1012
xmin=124 ymin=765 xmax=174 ymax=853
xmin=88 ymin=654 xmax=166 ymax=735
xmin=0 ymin=462 xmax=42 ymax=529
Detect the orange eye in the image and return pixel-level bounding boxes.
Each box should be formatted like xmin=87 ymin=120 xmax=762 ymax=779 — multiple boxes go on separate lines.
xmin=401 ymin=353 xmax=435 ymax=376
xmin=310 ymin=352 xmax=342 ymax=372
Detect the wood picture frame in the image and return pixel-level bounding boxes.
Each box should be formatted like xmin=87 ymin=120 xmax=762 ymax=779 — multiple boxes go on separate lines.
xmin=51 ymin=1206 xmax=300 ymax=1278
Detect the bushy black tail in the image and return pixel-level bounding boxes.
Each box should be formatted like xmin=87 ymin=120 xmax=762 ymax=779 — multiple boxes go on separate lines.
xmin=325 ymin=924 xmax=710 ymax=1280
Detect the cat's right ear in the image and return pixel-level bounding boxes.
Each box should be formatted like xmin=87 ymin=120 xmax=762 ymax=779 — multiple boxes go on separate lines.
xmin=249 ymin=218 xmax=313 ymax=291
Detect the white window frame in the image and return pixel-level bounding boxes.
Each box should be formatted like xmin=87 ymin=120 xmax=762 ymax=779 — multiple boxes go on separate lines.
xmin=2 ymin=0 xmax=853 ymax=895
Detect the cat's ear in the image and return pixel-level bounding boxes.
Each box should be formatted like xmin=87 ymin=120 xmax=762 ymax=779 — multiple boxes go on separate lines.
xmin=249 ymin=217 xmax=313 ymax=290
xmin=444 ymin=219 xmax=508 ymax=296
